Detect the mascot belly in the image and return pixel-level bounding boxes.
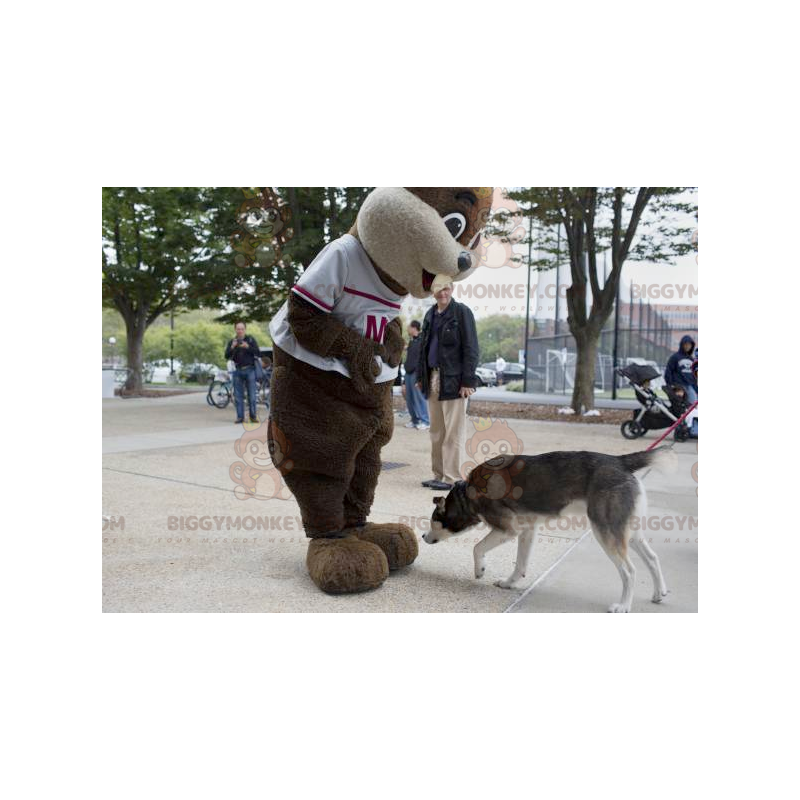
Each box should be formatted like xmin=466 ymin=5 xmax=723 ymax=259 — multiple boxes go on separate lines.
xmin=268 ymin=187 xmax=493 ymax=594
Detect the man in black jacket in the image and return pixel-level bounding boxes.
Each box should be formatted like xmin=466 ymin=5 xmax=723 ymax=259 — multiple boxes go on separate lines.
xmin=224 ymin=321 xmax=260 ymax=424
xmin=402 ymin=320 xmax=430 ymax=429
xmin=416 ymin=279 xmax=479 ymax=490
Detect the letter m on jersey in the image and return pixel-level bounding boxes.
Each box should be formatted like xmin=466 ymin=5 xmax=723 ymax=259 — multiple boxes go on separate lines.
xmin=364 ymin=314 xmax=388 ymax=343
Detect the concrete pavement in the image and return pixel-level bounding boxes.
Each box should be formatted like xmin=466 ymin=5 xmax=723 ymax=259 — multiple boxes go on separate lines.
xmin=102 ymin=393 xmax=697 ymax=612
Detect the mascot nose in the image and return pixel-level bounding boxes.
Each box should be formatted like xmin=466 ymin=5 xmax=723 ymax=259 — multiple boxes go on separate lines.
xmin=457 ymin=251 xmax=472 ymax=272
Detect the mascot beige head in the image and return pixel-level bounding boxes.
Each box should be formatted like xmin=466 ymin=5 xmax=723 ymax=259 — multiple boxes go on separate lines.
xmin=354 ymin=187 xmax=494 ymax=298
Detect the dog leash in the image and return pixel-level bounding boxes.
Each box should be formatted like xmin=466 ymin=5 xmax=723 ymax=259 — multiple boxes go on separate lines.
xmin=645 ymin=401 xmax=698 ymax=451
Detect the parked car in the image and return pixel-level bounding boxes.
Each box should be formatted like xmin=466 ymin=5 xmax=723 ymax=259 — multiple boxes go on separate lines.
xmin=475 ymin=366 xmax=497 ymax=387
xmin=481 ymin=361 xmax=525 ymax=381
xmin=181 ymin=362 xmax=220 ymax=383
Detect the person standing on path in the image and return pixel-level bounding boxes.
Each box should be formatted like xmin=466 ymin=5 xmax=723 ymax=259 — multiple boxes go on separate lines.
xmin=417 ymin=278 xmax=479 ymax=491
xmin=402 ymin=320 xmax=430 ymax=430
xmin=225 ymin=321 xmax=260 ymax=424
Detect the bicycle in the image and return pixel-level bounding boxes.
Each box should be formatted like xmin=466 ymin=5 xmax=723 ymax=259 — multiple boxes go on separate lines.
xmin=207 ymin=375 xmax=233 ymax=408
xmin=207 ymin=370 xmax=271 ymax=412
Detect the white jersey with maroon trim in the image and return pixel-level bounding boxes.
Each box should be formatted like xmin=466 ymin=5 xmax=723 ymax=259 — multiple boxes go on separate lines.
xmin=269 ymin=234 xmax=404 ymax=383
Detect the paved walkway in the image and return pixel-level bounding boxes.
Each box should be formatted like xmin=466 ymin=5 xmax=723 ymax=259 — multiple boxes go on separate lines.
xmin=103 ymin=393 xmax=697 ymax=612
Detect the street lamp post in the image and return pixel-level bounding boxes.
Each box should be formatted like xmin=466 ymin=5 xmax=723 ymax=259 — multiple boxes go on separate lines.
xmin=523 ymin=215 xmax=534 ymax=393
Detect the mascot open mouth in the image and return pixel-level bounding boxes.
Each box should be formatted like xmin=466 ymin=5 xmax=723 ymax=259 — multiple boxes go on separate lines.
xmin=422 ymin=269 xmax=435 ymax=292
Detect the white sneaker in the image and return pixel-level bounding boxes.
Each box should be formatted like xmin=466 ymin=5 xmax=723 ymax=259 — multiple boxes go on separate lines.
xmin=416 ymin=423 xmax=430 ymax=430
xmin=404 ymin=421 xmax=417 ymax=428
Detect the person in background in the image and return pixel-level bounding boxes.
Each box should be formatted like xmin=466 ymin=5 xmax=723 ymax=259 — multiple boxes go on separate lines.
xmin=417 ymin=277 xmax=479 ymax=491
xmin=402 ymin=320 xmax=429 ymax=430
xmin=225 ymin=321 xmax=260 ymax=424
xmin=495 ymin=354 xmax=506 ymax=386
xmin=664 ymin=334 xmax=698 ymax=436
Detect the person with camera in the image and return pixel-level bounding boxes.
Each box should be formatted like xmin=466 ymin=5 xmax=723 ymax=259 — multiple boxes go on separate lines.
xmin=225 ymin=321 xmax=261 ymax=424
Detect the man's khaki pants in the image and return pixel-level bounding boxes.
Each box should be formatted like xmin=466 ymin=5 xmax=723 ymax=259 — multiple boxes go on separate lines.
xmin=427 ymin=369 xmax=468 ymax=484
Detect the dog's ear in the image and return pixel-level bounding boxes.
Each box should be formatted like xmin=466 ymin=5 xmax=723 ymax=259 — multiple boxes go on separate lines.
xmin=433 ymin=496 xmax=446 ymax=511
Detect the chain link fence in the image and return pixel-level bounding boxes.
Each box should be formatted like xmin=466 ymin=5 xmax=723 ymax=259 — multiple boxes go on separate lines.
xmin=525 ymin=302 xmax=698 ymax=397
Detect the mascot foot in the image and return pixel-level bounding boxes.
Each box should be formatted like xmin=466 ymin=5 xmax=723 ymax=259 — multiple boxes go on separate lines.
xmin=306 ymin=536 xmax=389 ymax=595
xmin=350 ymin=522 xmax=418 ymax=570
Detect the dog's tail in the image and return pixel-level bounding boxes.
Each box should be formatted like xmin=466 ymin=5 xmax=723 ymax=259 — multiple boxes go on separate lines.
xmin=618 ymin=445 xmax=678 ymax=475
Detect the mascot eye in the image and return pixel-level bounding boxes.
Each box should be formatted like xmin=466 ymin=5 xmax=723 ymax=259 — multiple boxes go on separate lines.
xmin=442 ymin=212 xmax=467 ymax=240
xmin=250 ymin=443 xmax=259 ymax=454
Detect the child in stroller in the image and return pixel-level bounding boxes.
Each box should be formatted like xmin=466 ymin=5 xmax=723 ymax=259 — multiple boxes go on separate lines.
xmin=616 ymin=363 xmax=691 ymax=441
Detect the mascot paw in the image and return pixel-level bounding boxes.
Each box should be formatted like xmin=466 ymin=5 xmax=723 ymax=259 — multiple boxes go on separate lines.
xmin=350 ymin=522 xmax=419 ymax=570
xmin=306 ymin=536 xmax=389 ymax=594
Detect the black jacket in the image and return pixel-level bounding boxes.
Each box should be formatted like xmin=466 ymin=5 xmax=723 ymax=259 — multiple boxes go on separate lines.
xmin=225 ymin=335 xmax=260 ymax=369
xmin=419 ymin=299 xmax=479 ymax=400
xmin=404 ymin=335 xmax=423 ymax=375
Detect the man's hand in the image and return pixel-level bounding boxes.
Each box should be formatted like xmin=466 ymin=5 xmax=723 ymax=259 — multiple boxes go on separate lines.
xmin=459 ymin=386 xmax=476 ymax=399
xmin=240 ymin=341 xmax=249 ymax=349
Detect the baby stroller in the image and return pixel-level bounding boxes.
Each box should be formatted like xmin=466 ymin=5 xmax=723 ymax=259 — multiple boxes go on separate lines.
xmin=616 ymin=364 xmax=691 ymax=442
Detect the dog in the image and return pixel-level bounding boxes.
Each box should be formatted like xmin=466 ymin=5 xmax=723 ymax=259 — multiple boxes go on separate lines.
xmin=422 ymin=447 xmax=677 ymax=612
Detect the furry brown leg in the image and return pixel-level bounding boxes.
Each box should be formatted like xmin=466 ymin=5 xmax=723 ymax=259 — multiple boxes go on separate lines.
xmin=349 ymin=523 xmax=419 ymax=571
xmin=306 ymin=536 xmax=389 ymax=594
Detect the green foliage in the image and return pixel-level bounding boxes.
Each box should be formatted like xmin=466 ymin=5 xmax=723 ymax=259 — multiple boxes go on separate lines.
xmin=476 ymin=314 xmax=524 ymax=364
xmin=173 ymin=321 xmax=229 ymax=367
xmin=143 ymin=326 xmax=173 ymax=363
xmin=102 ymin=187 xmax=369 ymax=389
xmin=492 ymin=187 xmax=698 ymax=272
xmin=505 ymin=381 xmax=524 ymax=393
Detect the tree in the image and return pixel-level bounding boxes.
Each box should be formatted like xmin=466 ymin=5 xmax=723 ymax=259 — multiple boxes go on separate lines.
xmin=503 ymin=188 xmax=697 ymax=412
xmin=103 ymin=186 xmax=371 ymax=392
xmin=102 ymin=187 xmax=243 ymax=392
xmin=476 ymin=314 xmax=525 ymax=364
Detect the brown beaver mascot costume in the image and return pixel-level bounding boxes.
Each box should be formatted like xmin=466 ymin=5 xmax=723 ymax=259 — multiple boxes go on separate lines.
xmin=268 ymin=187 xmax=493 ymax=594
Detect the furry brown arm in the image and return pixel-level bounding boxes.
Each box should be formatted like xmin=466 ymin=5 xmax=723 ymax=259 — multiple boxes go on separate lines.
xmin=380 ymin=317 xmax=404 ymax=368
xmin=287 ymin=293 xmax=381 ymax=392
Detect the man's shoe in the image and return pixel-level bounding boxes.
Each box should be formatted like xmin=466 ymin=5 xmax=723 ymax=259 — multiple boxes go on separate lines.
xmin=421 ymin=479 xmax=435 ymax=487
xmin=404 ymin=421 xmax=417 ymax=428
xmin=250 ymin=416 xmax=260 ymax=423
xmin=234 ymin=418 xmax=244 ymax=424
xmin=416 ymin=423 xmax=430 ymax=430
xmin=428 ymin=480 xmax=453 ymax=491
